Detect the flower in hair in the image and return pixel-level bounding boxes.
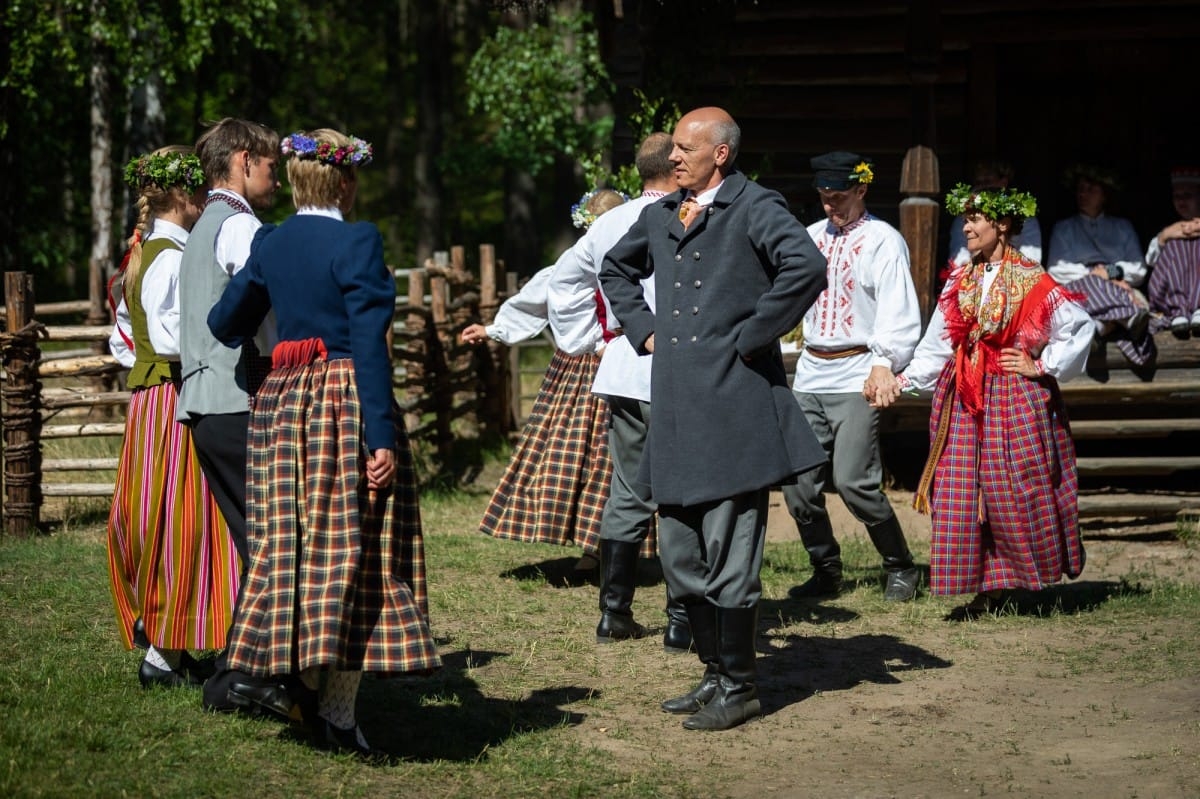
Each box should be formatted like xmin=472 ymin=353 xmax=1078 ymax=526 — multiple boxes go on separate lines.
xmin=280 ymin=132 xmax=373 ymax=166
xmin=570 ymin=188 xmax=629 ymax=229
xmin=945 ymin=182 xmax=1037 ymax=220
xmin=123 ymin=152 xmax=205 ymax=192
xmin=852 ymin=161 xmax=874 ymax=185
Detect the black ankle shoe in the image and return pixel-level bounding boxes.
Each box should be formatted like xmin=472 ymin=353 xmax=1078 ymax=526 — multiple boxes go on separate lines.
xmin=138 ymin=659 xmax=202 ymax=690
xmin=132 ymin=617 xmax=150 ymax=650
xmin=314 ymin=717 xmax=374 ymax=758
xmin=787 ymin=571 xmax=842 ymax=599
xmin=883 ymin=567 xmax=920 ymax=602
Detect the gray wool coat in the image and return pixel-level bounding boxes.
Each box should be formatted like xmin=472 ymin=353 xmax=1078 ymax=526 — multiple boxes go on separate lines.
xmin=600 ymin=170 xmax=830 ymax=507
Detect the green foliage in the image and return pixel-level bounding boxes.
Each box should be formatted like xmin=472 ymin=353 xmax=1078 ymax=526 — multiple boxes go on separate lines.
xmin=466 ymin=12 xmax=612 ymax=176
xmin=580 ymin=88 xmax=681 ymax=197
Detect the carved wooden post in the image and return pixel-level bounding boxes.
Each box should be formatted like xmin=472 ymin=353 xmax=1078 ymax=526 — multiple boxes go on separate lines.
xmin=899 ymin=146 xmax=941 ymax=327
xmin=3 ymin=272 xmax=43 ymax=536
xmin=403 ymin=268 xmax=427 ymax=434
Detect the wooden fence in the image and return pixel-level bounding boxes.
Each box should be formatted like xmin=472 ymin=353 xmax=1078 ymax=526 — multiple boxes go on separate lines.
xmin=0 ymin=246 xmax=543 ymax=537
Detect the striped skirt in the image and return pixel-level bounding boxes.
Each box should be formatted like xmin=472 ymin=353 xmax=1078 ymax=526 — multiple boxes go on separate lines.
xmin=225 ymin=357 xmax=440 ymax=677
xmin=106 ymin=381 xmax=238 ymax=650
xmin=1147 ymin=239 xmax=1200 ymax=322
xmin=925 ymin=367 xmax=1085 ymax=596
xmin=1072 ymin=274 xmax=1155 ymax=365
xmin=481 ymin=350 xmax=655 ymax=559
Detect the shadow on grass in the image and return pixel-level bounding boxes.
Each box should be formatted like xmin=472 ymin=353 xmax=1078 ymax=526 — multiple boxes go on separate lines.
xmin=941 ymin=578 xmax=1151 ymax=622
xmin=500 ymin=556 xmax=665 ymax=589
xmin=753 ymin=632 xmax=953 ymax=716
xmin=349 ymin=646 xmax=594 ymax=762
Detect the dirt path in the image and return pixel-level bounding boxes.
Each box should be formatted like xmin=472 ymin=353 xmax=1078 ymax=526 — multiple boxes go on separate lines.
xmin=565 ymin=490 xmax=1200 ymax=798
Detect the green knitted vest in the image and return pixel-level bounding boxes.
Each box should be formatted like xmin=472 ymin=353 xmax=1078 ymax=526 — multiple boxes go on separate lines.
xmin=126 ymin=238 xmax=181 ymax=389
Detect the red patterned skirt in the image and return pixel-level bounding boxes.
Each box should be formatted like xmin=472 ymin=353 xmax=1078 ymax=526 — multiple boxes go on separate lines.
xmin=925 ymin=366 xmax=1085 ymax=596
xmin=225 ymin=351 xmax=440 ymax=677
xmin=481 ymin=349 xmax=656 ymax=558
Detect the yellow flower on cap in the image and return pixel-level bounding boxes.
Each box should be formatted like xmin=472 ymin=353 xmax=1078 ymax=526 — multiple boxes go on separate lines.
xmin=852 ymin=162 xmax=874 ymax=185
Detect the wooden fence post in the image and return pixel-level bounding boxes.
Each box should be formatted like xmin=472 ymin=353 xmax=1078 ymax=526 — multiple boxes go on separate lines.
xmin=2 ymin=272 xmax=43 ymax=536
xmin=899 ymin=145 xmax=941 ymax=327
xmin=476 ymin=246 xmax=512 ymax=435
xmin=404 ymin=268 xmax=428 ymax=434
xmin=427 ymin=258 xmax=453 ymax=462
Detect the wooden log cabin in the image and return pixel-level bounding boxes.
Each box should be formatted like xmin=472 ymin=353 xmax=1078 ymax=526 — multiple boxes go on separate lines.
xmin=593 ymin=0 xmax=1200 ymax=517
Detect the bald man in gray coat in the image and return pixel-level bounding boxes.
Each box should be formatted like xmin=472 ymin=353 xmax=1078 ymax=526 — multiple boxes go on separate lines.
xmin=602 ymin=107 xmax=828 ymax=731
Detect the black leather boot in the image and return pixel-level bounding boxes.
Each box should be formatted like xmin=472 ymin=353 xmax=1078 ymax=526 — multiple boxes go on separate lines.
xmin=787 ymin=517 xmax=842 ymax=598
xmin=867 ymin=515 xmax=919 ymax=601
xmin=683 ymin=605 xmax=761 ymax=730
xmin=662 ymin=589 xmax=693 ymax=654
xmin=661 ymin=602 xmax=718 ymax=714
xmin=596 ymin=539 xmax=647 ymax=643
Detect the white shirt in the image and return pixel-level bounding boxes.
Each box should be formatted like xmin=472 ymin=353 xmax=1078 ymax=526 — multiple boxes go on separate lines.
xmin=108 ymin=218 xmax=191 ymax=364
xmin=1047 ymin=213 xmax=1147 ymax=286
xmin=211 ymin=188 xmax=278 ymax=349
xmin=548 ymin=192 xmax=664 ymax=403
xmin=483 ymin=265 xmax=553 ymax=345
xmin=900 ymin=269 xmax=1094 ymax=393
xmin=949 ymin=215 xmax=1042 ymax=268
xmin=791 ymin=213 xmax=922 ymax=393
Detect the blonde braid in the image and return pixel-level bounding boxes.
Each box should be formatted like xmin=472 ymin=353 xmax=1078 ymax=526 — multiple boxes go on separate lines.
xmin=121 ymin=194 xmax=154 ymax=294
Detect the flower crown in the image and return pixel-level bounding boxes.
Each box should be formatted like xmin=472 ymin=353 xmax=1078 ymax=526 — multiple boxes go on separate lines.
xmin=280 ymin=132 xmax=373 ymax=166
xmin=123 ymin=152 xmax=205 ymax=193
xmin=570 ymin=188 xmax=629 ymax=230
xmin=851 ymin=161 xmax=874 ymax=185
xmin=945 ymin=182 xmax=1037 ymax=220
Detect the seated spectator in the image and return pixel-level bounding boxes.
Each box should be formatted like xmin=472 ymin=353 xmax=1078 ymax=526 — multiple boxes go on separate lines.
xmin=1146 ymin=167 xmax=1200 ymax=338
xmin=1047 ymin=164 xmax=1154 ymax=366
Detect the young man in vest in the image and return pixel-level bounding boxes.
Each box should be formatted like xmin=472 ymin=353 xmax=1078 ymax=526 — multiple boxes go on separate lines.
xmin=176 ymin=117 xmax=289 ymax=719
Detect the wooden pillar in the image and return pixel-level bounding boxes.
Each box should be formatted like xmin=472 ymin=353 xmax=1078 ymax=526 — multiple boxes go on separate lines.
xmin=3 ymin=272 xmax=43 ymax=536
xmin=477 ymin=247 xmax=512 ymax=435
xmin=899 ymin=146 xmax=941 ymax=327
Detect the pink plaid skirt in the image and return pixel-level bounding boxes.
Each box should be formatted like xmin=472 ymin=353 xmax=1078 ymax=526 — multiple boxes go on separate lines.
xmin=925 ymin=366 xmax=1085 ymax=596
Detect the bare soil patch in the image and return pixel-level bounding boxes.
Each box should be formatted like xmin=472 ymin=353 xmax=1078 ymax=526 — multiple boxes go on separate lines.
xmin=545 ymin=491 xmax=1200 ymax=799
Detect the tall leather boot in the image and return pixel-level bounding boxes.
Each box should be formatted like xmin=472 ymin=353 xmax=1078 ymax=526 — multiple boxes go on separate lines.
xmin=787 ymin=516 xmax=843 ymax=599
xmin=867 ymin=515 xmax=920 ymax=601
xmin=662 ymin=588 xmax=693 ymax=654
xmin=595 ymin=539 xmax=648 ymax=642
xmin=661 ymin=602 xmax=718 ymax=714
xmin=683 ymin=605 xmax=761 ymax=730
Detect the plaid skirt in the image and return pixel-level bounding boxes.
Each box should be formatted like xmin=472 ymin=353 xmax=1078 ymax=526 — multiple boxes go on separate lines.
xmin=107 ymin=381 xmax=238 ymax=650
xmin=925 ymin=367 xmax=1085 ymax=596
xmin=225 ymin=357 xmax=440 ymax=677
xmin=481 ymin=350 xmax=655 ymax=558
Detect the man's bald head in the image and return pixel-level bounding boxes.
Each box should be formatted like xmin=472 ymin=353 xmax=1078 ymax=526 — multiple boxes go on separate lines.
xmin=670 ymin=107 xmax=740 ymax=193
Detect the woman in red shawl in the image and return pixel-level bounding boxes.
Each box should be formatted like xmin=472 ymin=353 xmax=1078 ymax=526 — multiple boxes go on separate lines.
xmin=872 ymin=183 xmax=1093 ymax=618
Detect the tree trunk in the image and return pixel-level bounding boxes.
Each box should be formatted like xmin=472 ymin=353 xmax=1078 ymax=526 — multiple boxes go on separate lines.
xmin=87 ymin=19 xmax=113 ymax=330
xmin=504 ymin=166 xmax=539 ymax=279
xmin=413 ymin=1 xmax=448 ymax=272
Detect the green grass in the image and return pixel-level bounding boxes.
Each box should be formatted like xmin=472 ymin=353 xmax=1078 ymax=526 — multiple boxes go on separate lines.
xmin=3 ymin=475 xmax=1199 ymax=798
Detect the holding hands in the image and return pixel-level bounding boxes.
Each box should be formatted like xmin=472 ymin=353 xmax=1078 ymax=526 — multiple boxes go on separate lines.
xmin=863 ymin=364 xmax=902 ymax=408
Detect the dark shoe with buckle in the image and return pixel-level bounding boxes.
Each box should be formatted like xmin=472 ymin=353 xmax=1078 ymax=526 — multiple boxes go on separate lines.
xmin=883 ymin=567 xmax=921 ymax=602
xmin=787 ymin=570 xmax=842 ymax=599
xmin=138 ymin=659 xmax=203 ymax=690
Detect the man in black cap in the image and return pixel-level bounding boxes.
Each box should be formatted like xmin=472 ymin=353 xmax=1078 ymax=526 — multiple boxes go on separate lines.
xmin=781 ymin=150 xmax=923 ymax=602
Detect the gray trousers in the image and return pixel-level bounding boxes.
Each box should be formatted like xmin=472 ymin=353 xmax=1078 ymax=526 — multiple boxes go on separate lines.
xmin=780 ymin=391 xmax=893 ymax=527
xmin=599 ymin=396 xmax=655 ymax=544
xmin=658 ymin=489 xmax=768 ymax=608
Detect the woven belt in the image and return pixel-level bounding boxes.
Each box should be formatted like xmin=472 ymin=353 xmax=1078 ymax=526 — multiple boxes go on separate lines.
xmin=804 ymin=344 xmax=870 ymax=360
